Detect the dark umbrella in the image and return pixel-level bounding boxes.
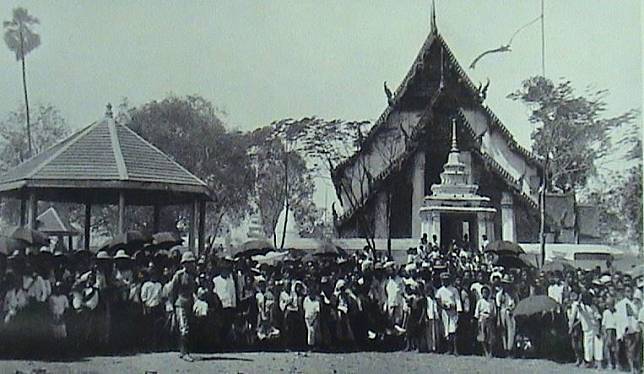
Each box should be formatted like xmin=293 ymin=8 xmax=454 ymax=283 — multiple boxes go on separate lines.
xmin=314 ymin=241 xmax=347 ymax=257
xmin=234 ymin=239 xmax=274 ymax=257
xmin=4 ymin=226 xmax=50 ymax=247
xmin=494 ymin=254 xmax=534 ymax=269
xmin=514 ymin=295 xmax=560 ymax=317
xmin=108 ymin=230 xmax=149 ymax=251
xmin=542 ymin=257 xmax=575 ymax=273
xmin=150 ymin=232 xmax=183 ymax=250
xmin=485 ymin=240 xmax=525 ymax=256
xmin=0 ymin=236 xmax=27 ymax=255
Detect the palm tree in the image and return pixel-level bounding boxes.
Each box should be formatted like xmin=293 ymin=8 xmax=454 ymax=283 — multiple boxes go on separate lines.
xmin=3 ymin=7 xmax=41 ymax=158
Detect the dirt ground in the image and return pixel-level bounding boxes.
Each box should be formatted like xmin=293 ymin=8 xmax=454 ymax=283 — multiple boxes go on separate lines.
xmin=0 ymin=351 xmax=616 ymax=374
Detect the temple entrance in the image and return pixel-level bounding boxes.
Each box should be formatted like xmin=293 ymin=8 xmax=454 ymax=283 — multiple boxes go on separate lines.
xmin=440 ymin=213 xmax=477 ymax=250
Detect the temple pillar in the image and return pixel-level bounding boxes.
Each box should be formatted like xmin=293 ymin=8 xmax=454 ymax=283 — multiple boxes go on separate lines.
xmin=427 ymin=211 xmax=441 ymax=246
xmin=477 ymin=211 xmax=495 ymax=250
xmin=501 ymin=192 xmax=516 ymax=242
xmin=411 ymin=151 xmax=425 ymax=239
xmin=374 ymin=191 xmax=389 ymax=239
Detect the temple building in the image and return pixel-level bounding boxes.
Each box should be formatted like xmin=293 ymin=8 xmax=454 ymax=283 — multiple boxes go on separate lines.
xmin=330 ymin=17 xmax=600 ymax=250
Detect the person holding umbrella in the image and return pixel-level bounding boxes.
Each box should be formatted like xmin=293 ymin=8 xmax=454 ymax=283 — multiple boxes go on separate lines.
xmin=168 ymin=250 xmax=198 ymax=362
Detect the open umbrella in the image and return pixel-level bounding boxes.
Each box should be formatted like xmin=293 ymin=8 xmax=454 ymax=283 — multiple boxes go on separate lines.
xmin=0 ymin=236 xmax=27 ymax=255
xmin=514 ymin=295 xmax=560 ymax=317
xmin=627 ymin=264 xmax=644 ymax=279
xmin=4 ymin=226 xmax=50 ymax=247
xmin=542 ymin=257 xmax=575 ymax=273
xmin=108 ymin=230 xmax=149 ymax=251
xmin=150 ymin=232 xmax=183 ymax=250
xmin=314 ymin=240 xmax=347 ymax=257
xmin=494 ymin=254 xmax=534 ymax=269
xmin=252 ymin=251 xmax=289 ymax=266
xmin=235 ymin=239 xmax=274 ymax=257
xmin=484 ymin=240 xmax=525 ymax=256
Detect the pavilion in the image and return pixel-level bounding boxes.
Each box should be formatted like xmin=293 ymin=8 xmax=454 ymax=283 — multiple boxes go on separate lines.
xmin=0 ymin=104 xmax=212 ymax=253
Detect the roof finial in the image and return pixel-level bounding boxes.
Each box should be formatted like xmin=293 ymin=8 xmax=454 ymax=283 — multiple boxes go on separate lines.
xmin=451 ymin=118 xmax=458 ymax=151
xmin=106 ymin=103 xmax=113 ymax=119
xmin=430 ymin=0 xmax=437 ymax=33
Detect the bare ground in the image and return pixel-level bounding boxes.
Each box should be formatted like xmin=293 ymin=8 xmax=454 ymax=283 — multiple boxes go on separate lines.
xmin=0 ymin=352 xmax=615 ymax=374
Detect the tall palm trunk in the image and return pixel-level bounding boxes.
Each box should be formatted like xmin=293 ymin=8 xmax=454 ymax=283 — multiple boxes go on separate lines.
xmin=279 ymin=153 xmax=289 ymax=250
xmin=539 ymin=155 xmax=549 ymax=267
xmin=19 ymin=28 xmax=32 ymax=158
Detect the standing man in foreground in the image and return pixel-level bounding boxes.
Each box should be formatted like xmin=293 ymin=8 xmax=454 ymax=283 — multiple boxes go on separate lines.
xmin=169 ymin=250 xmax=198 ymax=362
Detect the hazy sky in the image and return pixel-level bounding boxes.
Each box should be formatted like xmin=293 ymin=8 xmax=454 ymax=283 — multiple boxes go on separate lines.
xmin=1 ymin=0 xmax=641 ymax=151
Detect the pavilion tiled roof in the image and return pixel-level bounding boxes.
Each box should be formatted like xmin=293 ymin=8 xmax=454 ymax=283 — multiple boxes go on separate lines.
xmin=0 ymin=111 xmax=209 ymax=196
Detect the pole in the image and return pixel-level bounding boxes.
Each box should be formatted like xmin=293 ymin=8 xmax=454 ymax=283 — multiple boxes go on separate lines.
xmin=152 ymin=205 xmax=161 ymax=233
xmin=84 ymin=203 xmax=91 ymax=250
xmin=118 ymin=192 xmax=126 ymax=234
xmin=541 ymin=0 xmax=545 ymax=77
xmin=188 ymin=201 xmax=197 ymax=250
xmin=27 ymin=192 xmax=37 ymax=230
xmin=198 ymin=201 xmax=206 ymax=257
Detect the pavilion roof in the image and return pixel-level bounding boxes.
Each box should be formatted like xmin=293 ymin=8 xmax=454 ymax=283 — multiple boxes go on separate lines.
xmin=0 ymin=108 xmax=211 ymax=204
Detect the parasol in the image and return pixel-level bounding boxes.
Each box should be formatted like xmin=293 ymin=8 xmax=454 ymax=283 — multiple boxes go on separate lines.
xmin=542 ymin=257 xmax=575 ymax=273
xmin=108 ymin=230 xmax=150 ymax=251
xmin=484 ymin=240 xmax=525 ymax=256
xmin=4 ymin=226 xmax=50 ymax=247
xmin=627 ymin=264 xmax=644 ymax=279
xmin=313 ymin=240 xmax=347 ymax=257
xmin=150 ymin=231 xmax=183 ymax=250
xmin=0 ymin=236 xmax=27 ymax=255
xmin=252 ymin=251 xmax=289 ymax=266
xmin=494 ymin=254 xmax=534 ymax=269
xmin=234 ymin=239 xmax=274 ymax=257
xmin=514 ymin=295 xmax=560 ymax=317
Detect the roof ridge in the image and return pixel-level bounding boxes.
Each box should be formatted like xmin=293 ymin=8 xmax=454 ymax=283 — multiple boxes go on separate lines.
xmin=25 ymin=121 xmax=99 ymax=180
xmin=108 ymin=119 xmax=129 ymax=180
xmin=116 ymin=122 xmax=208 ymax=187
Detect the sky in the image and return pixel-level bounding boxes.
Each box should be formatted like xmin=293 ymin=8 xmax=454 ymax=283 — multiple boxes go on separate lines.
xmin=1 ymin=1 xmax=641 ymax=147
xmin=0 ymin=1 xmax=641 ymax=240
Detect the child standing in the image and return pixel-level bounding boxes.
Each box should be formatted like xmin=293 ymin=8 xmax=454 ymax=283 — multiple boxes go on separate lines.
xmin=474 ymin=285 xmax=496 ymax=357
xmin=601 ymin=296 xmax=618 ymax=370
xmin=303 ymin=287 xmax=321 ymax=350
xmin=48 ymin=281 xmax=69 ymax=342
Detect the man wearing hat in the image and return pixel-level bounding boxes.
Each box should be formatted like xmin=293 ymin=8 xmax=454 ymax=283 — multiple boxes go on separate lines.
xmin=168 ymin=250 xmax=197 ymax=362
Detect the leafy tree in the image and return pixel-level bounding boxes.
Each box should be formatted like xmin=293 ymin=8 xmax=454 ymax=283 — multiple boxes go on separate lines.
xmin=122 ymin=95 xmax=255 ymax=242
xmin=265 ymin=117 xmax=377 ymax=249
xmin=0 ymin=104 xmax=70 ymax=170
xmin=0 ymin=104 xmax=70 ymax=228
xmin=249 ymin=125 xmax=318 ymax=249
xmin=509 ymin=76 xmax=638 ymax=263
xmin=508 ymin=76 xmax=637 ymax=192
xmin=3 ymin=7 xmax=41 ymax=157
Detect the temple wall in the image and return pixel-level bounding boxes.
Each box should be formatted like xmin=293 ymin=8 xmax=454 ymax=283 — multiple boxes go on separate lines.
xmin=338 ymin=110 xmax=423 ymax=211
xmin=461 ymin=109 xmax=540 ymax=204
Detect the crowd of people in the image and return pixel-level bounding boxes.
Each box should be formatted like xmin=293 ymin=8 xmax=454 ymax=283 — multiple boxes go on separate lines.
xmin=0 ymin=233 xmax=643 ymax=371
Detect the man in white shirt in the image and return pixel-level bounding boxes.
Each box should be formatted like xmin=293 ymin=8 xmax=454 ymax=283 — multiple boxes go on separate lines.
xmin=436 ymin=272 xmax=462 ymax=355
xmin=547 ymin=276 xmax=565 ymax=304
xmin=615 ymin=286 xmax=640 ymax=372
xmin=213 ymin=264 xmax=237 ymax=341
xmin=384 ymin=263 xmax=403 ymax=327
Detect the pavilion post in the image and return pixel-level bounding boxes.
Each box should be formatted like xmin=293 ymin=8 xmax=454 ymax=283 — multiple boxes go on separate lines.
xmin=118 ymin=192 xmax=126 ymax=234
xmin=198 ymin=200 xmax=206 ymax=257
xmin=27 ymin=192 xmax=38 ymax=230
xmin=188 ymin=201 xmax=197 ymax=251
xmin=19 ymin=198 xmax=27 ymax=226
xmin=68 ymin=235 xmax=74 ymax=252
xmin=152 ymin=205 xmax=161 ymax=233
xmin=84 ymin=203 xmax=91 ymax=250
